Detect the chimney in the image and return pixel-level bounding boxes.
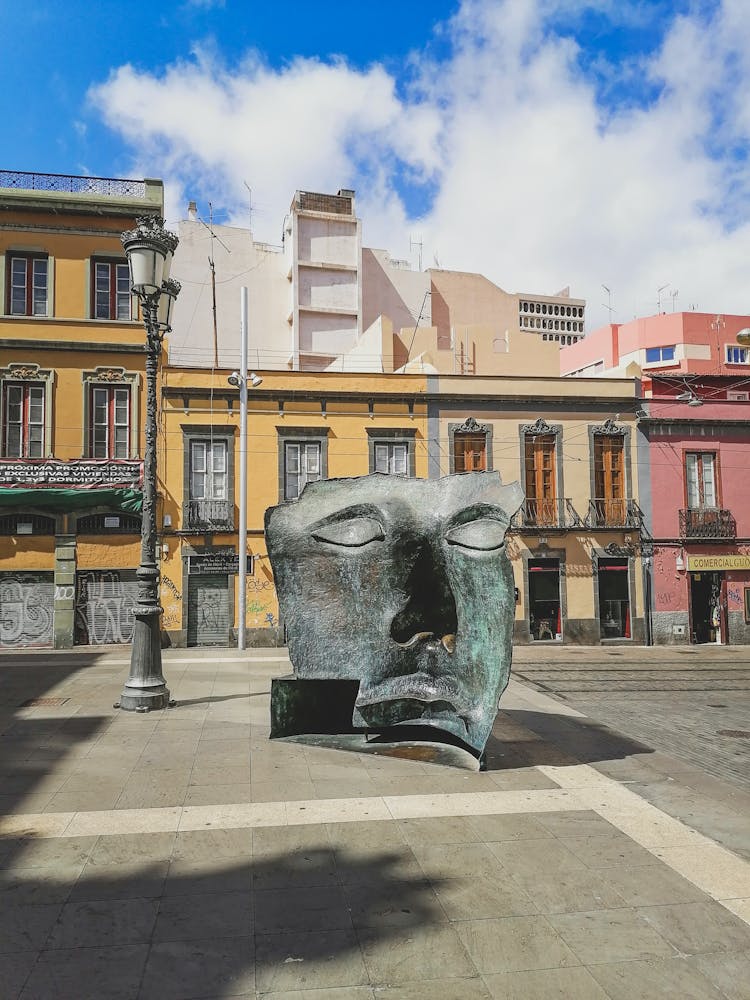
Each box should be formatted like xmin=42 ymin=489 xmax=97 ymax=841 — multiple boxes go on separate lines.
xmin=187 ymin=200 xmax=198 ymax=222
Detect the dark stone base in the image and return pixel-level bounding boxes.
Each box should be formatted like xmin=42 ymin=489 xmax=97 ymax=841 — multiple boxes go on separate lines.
xmin=279 ymin=731 xmax=480 ymax=770
xmin=270 ymin=676 xmax=361 ymax=738
xmin=728 ymin=611 xmax=750 ymax=645
xmin=651 ymin=611 xmax=690 ymax=645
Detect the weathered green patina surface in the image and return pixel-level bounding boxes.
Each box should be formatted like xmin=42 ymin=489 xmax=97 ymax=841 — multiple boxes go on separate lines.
xmin=265 ymin=472 xmax=523 ymax=758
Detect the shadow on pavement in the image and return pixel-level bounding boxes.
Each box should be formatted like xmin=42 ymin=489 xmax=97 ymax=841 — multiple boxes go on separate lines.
xmin=484 ymin=709 xmax=654 ymax=770
xmin=0 ymin=842 xmax=439 ymax=998
xmin=0 ymin=653 xmax=115 ymax=823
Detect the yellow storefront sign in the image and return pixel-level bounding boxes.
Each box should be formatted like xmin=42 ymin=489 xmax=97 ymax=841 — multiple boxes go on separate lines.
xmin=686 ymin=554 xmax=750 ymax=571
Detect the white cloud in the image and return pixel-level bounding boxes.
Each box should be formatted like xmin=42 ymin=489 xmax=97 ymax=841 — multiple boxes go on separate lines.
xmin=90 ymin=0 xmax=750 ymax=329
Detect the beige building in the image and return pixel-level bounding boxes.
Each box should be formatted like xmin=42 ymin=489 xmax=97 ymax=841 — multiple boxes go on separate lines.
xmin=168 ymin=188 xmax=585 ymax=376
xmin=429 ymin=374 xmax=644 ymax=644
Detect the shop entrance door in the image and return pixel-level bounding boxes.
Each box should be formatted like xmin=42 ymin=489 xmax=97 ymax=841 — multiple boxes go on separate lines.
xmin=187 ymin=574 xmax=230 ymax=646
xmin=528 ymin=559 xmax=562 ymax=641
xmin=689 ymin=571 xmax=723 ymax=644
xmin=598 ymin=559 xmax=631 ymax=639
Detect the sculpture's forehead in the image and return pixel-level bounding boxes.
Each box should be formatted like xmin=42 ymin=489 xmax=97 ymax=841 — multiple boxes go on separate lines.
xmin=269 ymin=472 xmax=519 ymax=535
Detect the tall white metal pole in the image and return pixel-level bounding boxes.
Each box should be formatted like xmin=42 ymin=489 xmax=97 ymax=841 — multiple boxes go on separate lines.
xmin=238 ymin=287 xmax=249 ymax=650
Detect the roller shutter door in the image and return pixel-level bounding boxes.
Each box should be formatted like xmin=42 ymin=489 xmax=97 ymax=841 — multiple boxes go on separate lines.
xmin=187 ymin=574 xmax=230 ymax=646
xmin=75 ymin=570 xmax=138 ymax=645
xmin=0 ymin=572 xmax=54 ymax=648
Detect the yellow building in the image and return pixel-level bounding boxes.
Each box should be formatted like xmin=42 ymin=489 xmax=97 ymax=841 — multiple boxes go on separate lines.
xmin=159 ymin=368 xmax=429 ymax=645
xmin=0 ymin=170 xmax=163 ymax=648
xmin=158 ymin=366 xmax=644 ymax=647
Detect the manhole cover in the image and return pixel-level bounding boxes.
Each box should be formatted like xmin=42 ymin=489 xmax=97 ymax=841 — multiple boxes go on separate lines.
xmin=717 ymin=729 xmax=750 ymax=739
xmin=20 ymin=697 xmax=69 ymax=707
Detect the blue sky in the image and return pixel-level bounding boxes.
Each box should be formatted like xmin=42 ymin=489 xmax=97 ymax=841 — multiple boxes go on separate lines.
xmin=3 ymin=0 xmax=748 ymax=328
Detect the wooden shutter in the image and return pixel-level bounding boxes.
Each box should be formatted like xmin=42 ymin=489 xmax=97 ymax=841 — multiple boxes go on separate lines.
xmin=454 ymin=433 xmax=486 ymax=472
xmin=525 ymin=434 xmax=556 ymax=525
xmin=595 ymin=435 xmax=625 ymax=524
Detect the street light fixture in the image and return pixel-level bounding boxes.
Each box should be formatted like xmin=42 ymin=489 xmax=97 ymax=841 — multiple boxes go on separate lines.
xmin=117 ymin=215 xmax=180 ymax=712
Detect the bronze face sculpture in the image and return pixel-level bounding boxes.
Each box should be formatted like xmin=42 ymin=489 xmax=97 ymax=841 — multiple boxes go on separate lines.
xmin=265 ymin=471 xmax=523 ymax=758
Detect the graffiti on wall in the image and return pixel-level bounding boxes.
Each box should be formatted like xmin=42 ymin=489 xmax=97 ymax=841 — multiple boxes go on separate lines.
xmin=0 ymin=575 xmax=54 ymax=648
xmin=245 ymin=577 xmax=277 ymax=628
xmin=160 ymin=576 xmax=182 ymax=630
xmin=75 ymin=571 xmax=136 ymax=645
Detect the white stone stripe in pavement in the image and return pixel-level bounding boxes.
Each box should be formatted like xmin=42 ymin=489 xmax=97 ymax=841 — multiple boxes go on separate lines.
xmin=2 ymin=766 xmax=749 ymax=925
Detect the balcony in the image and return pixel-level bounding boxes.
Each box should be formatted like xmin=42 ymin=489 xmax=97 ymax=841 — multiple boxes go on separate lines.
xmin=586 ymin=498 xmax=644 ymax=530
xmin=511 ymin=498 xmax=583 ymax=532
xmin=679 ymin=508 xmax=736 ymax=540
xmin=185 ymin=500 xmax=233 ymax=531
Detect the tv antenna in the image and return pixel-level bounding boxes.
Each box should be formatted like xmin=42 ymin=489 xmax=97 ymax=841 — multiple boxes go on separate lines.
xmin=670 ymin=288 xmax=679 ymax=312
xmin=198 ymin=203 xmax=232 ymax=368
xmin=657 ymin=284 xmax=669 ymax=314
xmin=601 ymin=284 xmax=614 ymax=322
xmin=410 ymin=236 xmax=423 ymax=272
xmin=243 ymin=181 xmax=254 ymax=230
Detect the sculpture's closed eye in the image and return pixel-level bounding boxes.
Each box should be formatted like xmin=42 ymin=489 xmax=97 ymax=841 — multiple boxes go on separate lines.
xmin=445 ymin=518 xmax=507 ymax=551
xmin=312 ymin=516 xmax=385 ymax=548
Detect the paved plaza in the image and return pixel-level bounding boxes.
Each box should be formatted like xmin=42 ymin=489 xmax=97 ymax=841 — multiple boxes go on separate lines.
xmin=0 ymin=644 xmax=749 ymax=999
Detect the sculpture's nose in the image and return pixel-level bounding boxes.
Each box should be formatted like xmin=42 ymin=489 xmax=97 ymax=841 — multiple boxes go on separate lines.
xmin=389 ymin=538 xmax=458 ymax=647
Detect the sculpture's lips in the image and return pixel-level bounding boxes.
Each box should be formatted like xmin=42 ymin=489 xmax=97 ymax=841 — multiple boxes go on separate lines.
xmin=355 ymin=672 xmax=468 ymax=713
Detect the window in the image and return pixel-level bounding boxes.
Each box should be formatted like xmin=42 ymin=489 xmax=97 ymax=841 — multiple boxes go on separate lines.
xmin=450 ymin=418 xmax=491 ymax=474
xmin=285 ymin=442 xmax=321 ymax=500
xmin=90 ymin=385 xmax=130 ymax=458
xmin=276 ymin=427 xmax=329 ymax=502
xmin=727 ymin=390 xmax=750 ymax=401
xmin=93 ymin=260 xmax=132 ymax=320
xmin=644 ymin=345 xmax=676 ymax=364
xmin=7 ymin=255 xmax=48 ymax=316
xmin=367 ymin=428 xmax=416 ymax=477
xmin=3 ymin=382 xmax=45 ymax=457
xmin=454 ymin=433 xmax=486 ymax=472
xmin=190 ymin=440 xmax=227 ymax=501
xmin=686 ymin=452 xmax=716 ymax=508
xmin=593 ymin=434 xmax=625 ymax=525
xmin=524 ymin=434 xmax=557 ymax=525
xmin=374 ymin=443 xmax=407 ymax=475
xmin=77 ymin=513 xmax=141 ymax=535
xmin=726 ymin=345 xmax=750 ymax=365
xmin=181 ymin=426 xmax=235 ymax=530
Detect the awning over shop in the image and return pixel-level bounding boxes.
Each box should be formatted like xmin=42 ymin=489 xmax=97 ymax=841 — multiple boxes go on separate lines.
xmin=0 ymin=488 xmax=143 ymax=513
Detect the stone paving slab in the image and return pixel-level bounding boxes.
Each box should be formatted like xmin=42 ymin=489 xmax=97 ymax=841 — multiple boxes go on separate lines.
xmin=0 ymin=645 xmax=748 ymax=998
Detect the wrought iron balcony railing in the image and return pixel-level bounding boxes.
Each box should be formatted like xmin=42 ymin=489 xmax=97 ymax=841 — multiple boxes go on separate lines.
xmin=679 ymin=507 xmax=736 ymax=540
xmin=586 ymin=498 xmax=644 ymax=529
xmin=0 ymin=169 xmax=146 ymax=198
xmin=185 ymin=499 xmax=233 ymax=531
xmin=511 ymin=498 xmax=583 ymax=531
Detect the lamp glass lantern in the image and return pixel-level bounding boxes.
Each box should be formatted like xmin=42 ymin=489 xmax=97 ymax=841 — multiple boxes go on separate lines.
xmin=121 ymin=216 xmax=179 ymax=297
xmin=157 ymin=278 xmax=181 ymax=331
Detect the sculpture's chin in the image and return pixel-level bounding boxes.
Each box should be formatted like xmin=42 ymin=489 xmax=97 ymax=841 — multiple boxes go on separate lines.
xmin=353 ymin=696 xmax=473 ymax=749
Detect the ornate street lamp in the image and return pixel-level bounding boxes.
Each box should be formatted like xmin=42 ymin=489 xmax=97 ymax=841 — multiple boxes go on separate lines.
xmin=116 ymin=216 xmax=180 ymax=712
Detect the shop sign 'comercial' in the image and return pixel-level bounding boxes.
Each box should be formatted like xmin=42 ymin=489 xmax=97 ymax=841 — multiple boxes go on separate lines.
xmin=686 ymin=554 xmax=750 ymax=571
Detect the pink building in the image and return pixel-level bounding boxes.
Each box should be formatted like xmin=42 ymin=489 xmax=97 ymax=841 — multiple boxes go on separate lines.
xmin=561 ymin=314 xmax=750 ymax=646
xmin=560 ymin=311 xmax=750 ymax=382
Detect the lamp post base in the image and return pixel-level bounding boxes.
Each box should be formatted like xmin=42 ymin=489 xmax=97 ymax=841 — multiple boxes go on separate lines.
xmin=118 ymin=605 xmax=170 ymax=713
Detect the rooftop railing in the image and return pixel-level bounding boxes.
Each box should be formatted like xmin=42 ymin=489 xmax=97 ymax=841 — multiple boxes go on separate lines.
xmin=0 ymin=169 xmax=146 ymax=199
